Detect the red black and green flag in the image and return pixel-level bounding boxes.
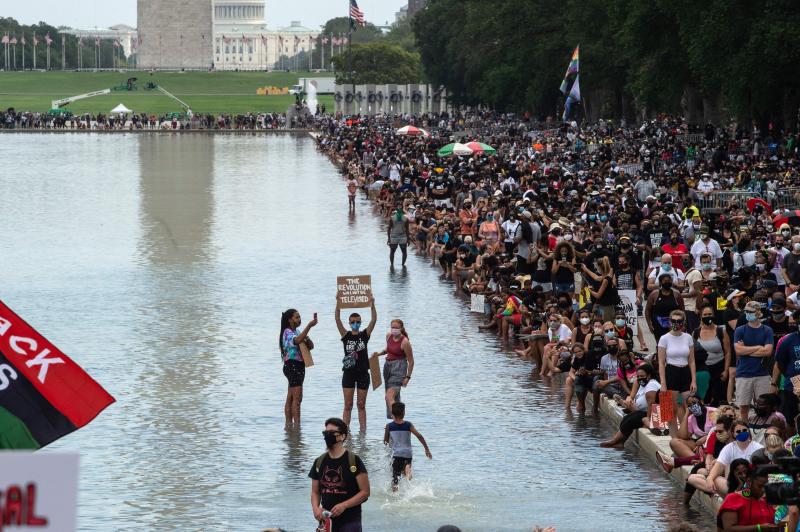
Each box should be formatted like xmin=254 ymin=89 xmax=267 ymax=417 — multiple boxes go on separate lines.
xmin=0 ymin=300 xmax=114 ymax=449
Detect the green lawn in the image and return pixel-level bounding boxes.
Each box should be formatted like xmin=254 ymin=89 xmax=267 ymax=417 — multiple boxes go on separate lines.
xmin=0 ymin=71 xmax=334 ymax=114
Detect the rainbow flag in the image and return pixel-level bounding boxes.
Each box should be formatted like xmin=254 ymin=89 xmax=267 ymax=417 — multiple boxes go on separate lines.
xmin=559 ymin=45 xmax=580 ymax=94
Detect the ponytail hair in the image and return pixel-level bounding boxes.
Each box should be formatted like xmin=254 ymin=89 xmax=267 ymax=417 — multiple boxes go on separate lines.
xmin=391 ymin=319 xmax=409 ymax=340
xmin=279 ymin=308 xmax=297 ymax=355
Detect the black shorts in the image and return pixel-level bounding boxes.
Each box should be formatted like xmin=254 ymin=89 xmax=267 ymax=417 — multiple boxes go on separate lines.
xmin=283 ymin=360 xmax=305 ymax=388
xmin=342 ymin=368 xmax=370 ymax=390
xmin=665 ymin=364 xmax=691 ymax=393
xmin=391 ymin=456 xmax=412 ymax=484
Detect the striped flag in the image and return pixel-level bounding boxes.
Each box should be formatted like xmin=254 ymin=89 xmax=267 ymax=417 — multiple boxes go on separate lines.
xmin=559 ymin=45 xmax=580 ymax=94
xmin=260 ymin=34 xmax=267 ymax=43
xmin=349 ymin=0 xmax=366 ymax=28
xmin=9 ymin=36 xmax=17 ymax=45
xmin=95 ymin=37 xmax=100 ymax=47
xmin=78 ymin=37 xmax=84 ymax=48
xmin=322 ymin=36 xmax=329 ymax=44
xmin=20 ymin=35 xmax=26 ymax=46
xmin=242 ymin=34 xmax=250 ymax=44
xmin=113 ymin=39 xmax=120 ymax=48
xmin=44 ymin=33 xmax=52 ymax=45
xmin=33 ymin=33 xmax=39 ymax=46
xmin=1 ymin=35 xmax=7 ymax=45
xmin=0 ymin=300 xmax=115 ymax=450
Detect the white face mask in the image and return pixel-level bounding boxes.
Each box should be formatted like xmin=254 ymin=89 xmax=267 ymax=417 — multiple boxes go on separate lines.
xmin=580 ymin=317 xmax=591 ymax=325
xmin=390 ymin=328 xmax=402 ymax=337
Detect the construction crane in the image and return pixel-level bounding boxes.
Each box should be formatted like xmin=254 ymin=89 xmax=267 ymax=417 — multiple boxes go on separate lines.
xmin=147 ymin=83 xmax=193 ymax=117
xmin=50 ymin=78 xmax=139 ymax=110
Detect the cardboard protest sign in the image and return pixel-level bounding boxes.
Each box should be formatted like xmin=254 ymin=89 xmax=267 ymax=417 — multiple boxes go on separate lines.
xmin=618 ymin=290 xmax=638 ymax=329
xmin=470 ymin=294 xmax=485 ymax=313
xmin=337 ymin=276 xmax=372 ymax=309
xmin=0 ymin=452 xmax=79 ymax=531
xmin=658 ymin=391 xmax=675 ymax=423
xmin=369 ymin=355 xmax=382 ymax=391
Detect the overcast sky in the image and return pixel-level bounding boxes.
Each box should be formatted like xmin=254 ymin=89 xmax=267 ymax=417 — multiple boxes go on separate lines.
xmin=4 ymin=0 xmax=406 ymax=30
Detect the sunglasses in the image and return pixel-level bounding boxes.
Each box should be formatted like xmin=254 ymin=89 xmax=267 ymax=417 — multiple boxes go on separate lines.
xmin=603 ymin=329 xmax=613 ymax=333
xmin=350 ymin=321 xmax=362 ymax=325
xmin=734 ymin=429 xmax=749 ymax=435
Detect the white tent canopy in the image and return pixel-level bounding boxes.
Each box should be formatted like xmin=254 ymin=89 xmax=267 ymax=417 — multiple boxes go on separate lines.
xmin=110 ymin=103 xmax=131 ymax=114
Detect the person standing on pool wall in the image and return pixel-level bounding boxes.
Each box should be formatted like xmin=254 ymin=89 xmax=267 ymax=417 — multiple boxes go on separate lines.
xmin=335 ymin=291 xmax=378 ymax=432
xmin=279 ymin=308 xmax=318 ymax=429
xmin=372 ymin=319 xmax=414 ymax=419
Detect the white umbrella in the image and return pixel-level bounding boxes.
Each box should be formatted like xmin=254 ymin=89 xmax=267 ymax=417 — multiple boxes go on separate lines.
xmin=396 ymin=125 xmax=431 ymax=137
xmin=110 ymin=103 xmax=131 ymax=114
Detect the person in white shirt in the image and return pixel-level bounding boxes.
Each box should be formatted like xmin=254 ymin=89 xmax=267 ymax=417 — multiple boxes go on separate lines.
xmin=690 ymin=226 xmax=723 ymax=269
xmin=705 ymin=419 xmax=763 ymax=495
xmin=600 ymin=363 xmax=661 ymax=448
xmin=657 ymin=310 xmax=697 ymax=436
xmin=697 ymin=173 xmax=715 ymax=196
xmin=647 ymin=254 xmax=686 ymax=291
xmin=539 ymin=313 xmax=572 ymax=377
xmin=501 ymin=216 xmax=521 ymax=257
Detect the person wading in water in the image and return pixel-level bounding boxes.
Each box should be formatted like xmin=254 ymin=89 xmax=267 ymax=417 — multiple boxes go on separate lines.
xmin=335 ymin=291 xmax=378 ymax=432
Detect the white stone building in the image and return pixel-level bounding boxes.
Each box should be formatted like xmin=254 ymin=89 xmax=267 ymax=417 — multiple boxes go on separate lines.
xmin=212 ymin=1 xmax=318 ymax=71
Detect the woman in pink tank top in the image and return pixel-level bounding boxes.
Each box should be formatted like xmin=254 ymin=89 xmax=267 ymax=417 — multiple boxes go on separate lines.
xmin=372 ymin=319 xmax=415 ymax=419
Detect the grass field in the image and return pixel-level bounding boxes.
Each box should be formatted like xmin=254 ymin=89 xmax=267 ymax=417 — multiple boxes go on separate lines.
xmin=0 ymin=71 xmax=334 ymax=114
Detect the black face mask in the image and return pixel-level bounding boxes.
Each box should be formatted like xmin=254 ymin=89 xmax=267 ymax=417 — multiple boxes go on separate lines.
xmin=637 ymin=378 xmax=648 ymax=387
xmin=661 ymin=281 xmax=673 ymax=290
xmin=607 ymin=345 xmax=618 ymax=354
xmin=324 ymin=431 xmax=340 ymax=449
xmin=701 ymin=316 xmax=715 ymax=325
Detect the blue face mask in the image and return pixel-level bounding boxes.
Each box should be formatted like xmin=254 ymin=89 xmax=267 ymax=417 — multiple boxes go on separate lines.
xmin=487 ymin=214 xmax=494 ymax=221
xmin=615 ymin=319 xmax=626 ymax=328
xmin=588 ymin=214 xmax=596 ymax=221
xmin=662 ymin=264 xmax=672 ymax=271
xmin=735 ymin=430 xmax=750 ymax=442
xmin=605 ymin=331 xmax=616 ymax=339
xmin=745 ymin=312 xmax=758 ymax=322
xmin=600 ymin=215 xmax=608 ymax=222
xmin=702 ymin=263 xmax=713 ymax=271
xmin=351 ymin=322 xmax=361 ymax=331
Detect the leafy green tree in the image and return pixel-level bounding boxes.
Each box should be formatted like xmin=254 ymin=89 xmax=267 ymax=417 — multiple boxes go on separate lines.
xmin=331 ymin=42 xmax=422 ymax=84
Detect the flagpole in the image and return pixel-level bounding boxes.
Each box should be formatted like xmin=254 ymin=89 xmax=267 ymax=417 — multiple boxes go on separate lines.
xmin=61 ymin=34 xmax=65 ymax=70
xmin=348 ymin=2 xmax=354 ymax=112
xmin=33 ymin=34 xmax=36 ymax=70
xmin=22 ymin=36 xmax=25 ymax=70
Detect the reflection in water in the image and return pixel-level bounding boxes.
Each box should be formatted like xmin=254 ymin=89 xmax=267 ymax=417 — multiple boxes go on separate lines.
xmin=126 ymin=134 xmax=227 ymax=530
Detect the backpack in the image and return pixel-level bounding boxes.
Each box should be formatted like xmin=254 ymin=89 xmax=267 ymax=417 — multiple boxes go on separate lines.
xmin=314 ymin=450 xmax=358 ymax=476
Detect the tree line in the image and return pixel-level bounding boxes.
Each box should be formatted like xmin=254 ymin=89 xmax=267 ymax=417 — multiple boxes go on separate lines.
xmin=411 ymin=0 xmax=800 ymax=128
xmin=0 ymin=17 xmax=128 ymax=70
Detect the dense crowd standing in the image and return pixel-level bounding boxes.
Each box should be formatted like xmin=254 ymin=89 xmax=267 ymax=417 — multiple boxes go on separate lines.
xmin=316 ymin=111 xmax=800 ymax=530
xmin=0 ymin=109 xmax=295 ymax=130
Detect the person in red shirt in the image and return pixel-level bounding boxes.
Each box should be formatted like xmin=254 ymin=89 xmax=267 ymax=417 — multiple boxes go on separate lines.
xmin=662 ymin=229 xmax=689 ymax=272
xmin=458 ymin=200 xmax=477 ymax=238
xmin=717 ymin=465 xmax=782 ymax=531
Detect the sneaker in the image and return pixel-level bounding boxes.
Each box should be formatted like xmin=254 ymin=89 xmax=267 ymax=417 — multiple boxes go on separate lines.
xmin=656 ymin=450 xmax=674 ymax=473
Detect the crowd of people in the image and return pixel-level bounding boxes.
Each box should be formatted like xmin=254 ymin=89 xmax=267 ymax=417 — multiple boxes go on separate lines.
xmin=309 ymin=110 xmax=800 ymax=531
xmin=0 ymin=108 xmax=297 ymax=130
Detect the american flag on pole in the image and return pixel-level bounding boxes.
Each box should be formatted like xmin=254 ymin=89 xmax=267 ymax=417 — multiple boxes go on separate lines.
xmin=78 ymin=36 xmax=83 ymax=47
xmin=223 ymin=35 xmax=231 ymax=44
xmin=21 ymin=35 xmax=26 ymax=45
xmin=33 ymin=33 xmax=39 ymax=46
xmin=1 ymin=35 xmax=7 ymax=45
xmin=322 ymin=36 xmax=329 ymax=44
xmin=349 ymin=0 xmax=366 ymax=27
xmin=242 ymin=34 xmax=250 ymax=44
xmin=95 ymin=37 xmax=100 ymax=47
xmin=10 ymin=36 xmax=17 ymax=45
xmin=45 ymin=33 xmax=52 ymax=45
xmin=261 ymin=34 xmax=267 ymax=43
xmin=113 ymin=39 xmax=120 ymax=48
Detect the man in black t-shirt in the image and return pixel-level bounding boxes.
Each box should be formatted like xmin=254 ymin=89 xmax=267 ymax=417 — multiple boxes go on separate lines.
xmin=309 ymin=418 xmax=370 ymax=531
xmin=335 ymin=294 xmax=378 ymax=431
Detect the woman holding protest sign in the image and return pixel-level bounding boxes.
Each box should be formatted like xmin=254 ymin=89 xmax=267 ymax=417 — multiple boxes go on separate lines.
xmin=372 ymin=319 xmax=414 ymax=419
xmin=335 ymin=290 xmax=378 ymax=432
xmin=279 ymin=308 xmax=318 ymax=429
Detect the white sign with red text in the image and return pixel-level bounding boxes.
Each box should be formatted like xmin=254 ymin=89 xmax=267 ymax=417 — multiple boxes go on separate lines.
xmin=0 ymin=453 xmax=78 ymax=531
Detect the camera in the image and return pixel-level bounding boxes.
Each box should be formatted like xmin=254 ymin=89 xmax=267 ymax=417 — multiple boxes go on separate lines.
xmin=765 ymin=457 xmax=800 ymax=505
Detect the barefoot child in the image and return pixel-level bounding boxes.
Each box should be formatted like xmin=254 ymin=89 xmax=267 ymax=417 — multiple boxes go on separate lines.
xmin=383 ymin=402 xmax=432 ymax=490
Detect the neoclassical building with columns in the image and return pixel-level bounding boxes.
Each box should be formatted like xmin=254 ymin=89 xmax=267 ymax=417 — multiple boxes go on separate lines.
xmin=137 ymin=0 xmax=318 ymax=70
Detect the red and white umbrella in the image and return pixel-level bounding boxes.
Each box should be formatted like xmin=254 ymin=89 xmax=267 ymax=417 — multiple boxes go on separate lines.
xmin=396 ymin=125 xmax=431 ymax=137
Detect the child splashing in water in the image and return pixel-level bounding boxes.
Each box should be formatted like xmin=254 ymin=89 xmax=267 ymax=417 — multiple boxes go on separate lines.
xmin=384 ymin=401 xmax=432 ymax=491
